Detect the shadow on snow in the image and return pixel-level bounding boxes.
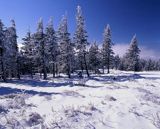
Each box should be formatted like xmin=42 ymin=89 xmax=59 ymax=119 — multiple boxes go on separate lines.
xmin=6 ymin=79 xmax=74 ymax=87
xmin=89 ymin=74 xmax=145 ymax=82
xmin=0 ymin=73 xmax=150 ymax=96
xmin=0 ymin=87 xmax=60 ymax=96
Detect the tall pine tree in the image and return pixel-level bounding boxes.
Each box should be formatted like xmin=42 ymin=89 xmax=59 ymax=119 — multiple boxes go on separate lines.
xmin=45 ymin=18 xmax=58 ymax=77
xmin=57 ymin=15 xmax=74 ymax=78
xmin=34 ymin=18 xmax=47 ymax=79
xmin=22 ymin=29 xmax=35 ymax=78
xmin=114 ymin=55 xmax=120 ymax=70
xmin=74 ymin=6 xmax=90 ymax=77
xmin=124 ymin=35 xmax=140 ymax=71
xmin=0 ymin=20 xmax=6 ymax=81
xmin=5 ymin=20 xmax=20 ymax=79
xmin=88 ymin=42 xmax=100 ymax=73
xmin=102 ymin=24 xmax=114 ymax=74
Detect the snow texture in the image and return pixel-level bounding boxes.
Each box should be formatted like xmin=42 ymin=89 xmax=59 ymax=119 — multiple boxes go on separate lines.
xmin=0 ymin=70 xmax=160 ymax=129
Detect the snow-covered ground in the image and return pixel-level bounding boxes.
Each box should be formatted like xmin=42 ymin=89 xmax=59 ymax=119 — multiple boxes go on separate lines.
xmin=0 ymin=70 xmax=160 ymax=129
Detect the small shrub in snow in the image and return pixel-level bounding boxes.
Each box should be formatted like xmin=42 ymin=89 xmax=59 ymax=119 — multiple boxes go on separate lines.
xmin=0 ymin=105 xmax=8 ymax=113
xmin=139 ymin=88 xmax=160 ymax=105
xmin=84 ymin=123 xmax=96 ymax=129
xmin=78 ymin=77 xmax=88 ymax=86
xmin=8 ymin=92 xmax=27 ymax=109
xmin=64 ymin=107 xmax=92 ymax=120
xmin=0 ymin=113 xmax=23 ymax=129
xmin=109 ymin=96 xmax=117 ymax=101
xmin=63 ymin=90 xmax=85 ymax=98
xmin=27 ymin=113 xmax=43 ymax=127
xmin=45 ymin=95 xmax=52 ymax=100
xmin=87 ymin=103 xmax=102 ymax=114
xmin=0 ymin=124 xmax=5 ymax=129
xmin=152 ymin=112 xmax=160 ymax=129
xmin=50 ymin=122 xmax=63 ymax=129
xmin=105 ymin=95 xmax=117 ymax=101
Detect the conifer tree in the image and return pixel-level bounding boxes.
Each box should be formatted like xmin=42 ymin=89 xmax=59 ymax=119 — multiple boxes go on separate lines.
xmin=22 ymin=29 xmax=35 ymax=78
xmin=102 ymin=24 xmax=114 ymax=74
xmin=5 ymin=20 xmax=20 ymax=79
xmin=45 ymin=18 xmax=58 ymax=77
xmin=88 ymin=42 xmax=100 ymax=73
xmin=74 ymin=5 xmax=90 ymax=77
xmin=34 ymin=18 xmax=47 ymax=79
xmin=124 ymin=35 xmax=140 ymax=71
xmin=114 ymin=55 xmax=120 ymax=70
xmin=57 ymin=15 xmax=74 ymax=78
xmin=0 ymin=20 xmax=6 ymax=81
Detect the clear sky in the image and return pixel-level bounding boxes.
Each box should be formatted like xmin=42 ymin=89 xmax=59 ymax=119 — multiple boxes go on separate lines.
xmin=0 ymin=0 xmax=160 ymax=56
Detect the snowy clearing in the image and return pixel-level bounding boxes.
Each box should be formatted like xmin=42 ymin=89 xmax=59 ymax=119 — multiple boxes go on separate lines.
xmin=0 ymin=70 xmax=160 ymax=129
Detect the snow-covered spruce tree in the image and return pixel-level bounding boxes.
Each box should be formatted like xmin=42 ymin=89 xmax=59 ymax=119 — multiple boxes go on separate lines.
xmin=114 ymin=55 xmax=120 ymax=70
xmin=74 ymin=5 xmax=90 ymax=77
xmin=34 ymin=18 xmax=47 ymax=79
xmin=156 ymin=59 xmax=160 ymax=71
xmin=118 ymin=57 xmax=126 ymax=70
xmin=57 ymin=15 xmax=74 ymax=78
xmin=22 ymin=29 xmax=35 ymax=78
xmin=5 ymin=20 xmax=20 ymax=79
xmin=138 ymin=59 xmax=147 ymax=71
xmin=88 ymin=42 xmax=100 ymax=73
xmin=144 ymin=59 xmax=155 ymax=71
xmin=102 ymin=24 xmax=114 ymax=74
xmin=0 ymin=20 xmax=6 ymax=81
xmin=45 ymin=18 xmax=58 ymax=78
xmin=124 ymin=35 xmax=141 ymax=71
xmin=138 ymin=58 xmax=160 ymax=71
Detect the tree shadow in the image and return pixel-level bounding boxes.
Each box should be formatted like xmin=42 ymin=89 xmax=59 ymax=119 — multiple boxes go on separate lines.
xmin=6 ymin=78 xmax=74 ymax=87
xmin=0 ymin=87 xmax=60 ymax=96
xmin=74 ymin=84 xmax=103 ymax=88
xmin=90 ymin=74 xmax=145 ymax=82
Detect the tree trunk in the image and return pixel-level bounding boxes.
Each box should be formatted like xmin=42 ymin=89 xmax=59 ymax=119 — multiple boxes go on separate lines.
xmin=41 ymin=32 xmax=47 ymax=80
xmin=17 ymin=60 xmax=20 ymax=79
xmin=84 ymin=53 xmax=89 ymax=77
xmin=55 ymin=63 xmax=58 ymax=76
xmin=52 ymin=63 xmax=55 ymax=78
xmin=0 ymin=49 xmax=6 ymax=81
xmin=1 ymin=62 xmax=6 ymax=81
xmin=107 ymin=61 xmax=110 ymax=74
xmin=43 ymin=62 xmax=47 ymax=79
xmin=80 ymin=60 xmax=83 ymax=73
xmin=67 ymin=61 xmax=71 ymax=78
xmin=107 ymin=65 xmax=110 ymax=74
xmin=39 ymin=68 xmax=42 ymax=78
xmin=107 ymin=53 xmax=110 ymax=74
xmin=102 ymin=66 xmax=105 ymax=74
xmin=30 ymin=62 xmax=33 ymax=79
xmin=67 ymin=69 xmax=71 ymax=78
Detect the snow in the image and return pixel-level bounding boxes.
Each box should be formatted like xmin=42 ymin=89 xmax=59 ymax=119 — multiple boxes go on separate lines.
xmin=0 ymin=70 xmax=160 ymax=129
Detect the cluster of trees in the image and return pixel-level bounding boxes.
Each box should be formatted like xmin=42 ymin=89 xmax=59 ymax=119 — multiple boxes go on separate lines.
xmin=0 ymin=6 xmax=160 ymax=81
xmin=0 ymin=19 xmax=20 ymax=81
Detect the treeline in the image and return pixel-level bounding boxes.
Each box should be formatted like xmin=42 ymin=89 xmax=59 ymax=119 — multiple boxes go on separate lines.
xmin=0 ymin=6 xmax=160 ymax=81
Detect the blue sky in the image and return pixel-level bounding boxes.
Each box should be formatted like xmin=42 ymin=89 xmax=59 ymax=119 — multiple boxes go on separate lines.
xmin=0 ymin=0 xmax=160 ymax=56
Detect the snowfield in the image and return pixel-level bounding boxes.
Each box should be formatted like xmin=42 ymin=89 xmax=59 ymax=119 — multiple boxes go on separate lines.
xmin=0 ymin=70 xmax=160 ymax=129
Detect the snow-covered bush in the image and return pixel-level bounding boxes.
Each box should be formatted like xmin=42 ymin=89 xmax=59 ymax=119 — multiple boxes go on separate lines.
xmin=8 ymin=92 xmax=26 ymax=109
xmin=0 ymin=124 xmax=5 ymax=129
xmin=49 ymin=105 xmax=95 ymax=129
xmin=0 ymin=105 xmax=8 ymax=113
xmin=78 ymin=77 xmax=88 ymax=86
xmin=27 ymin=112 xmax=43 ymax=127
xmin=0 ymin=113 xmax=24 ymax=129
xmin=152 ymin=112 xmax=160 ymax=129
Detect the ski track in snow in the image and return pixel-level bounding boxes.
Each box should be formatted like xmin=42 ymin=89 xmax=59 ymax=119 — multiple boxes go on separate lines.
xmin=0 ymin=70 xmax=160 ymax=129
